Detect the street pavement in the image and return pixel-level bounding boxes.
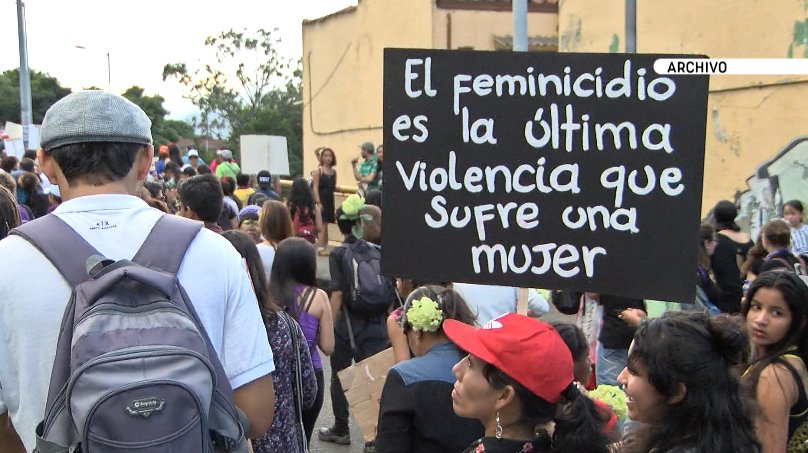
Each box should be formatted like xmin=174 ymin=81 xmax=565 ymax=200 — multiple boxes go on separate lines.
xmin=307 ymin=355 xmax=366 ymax=453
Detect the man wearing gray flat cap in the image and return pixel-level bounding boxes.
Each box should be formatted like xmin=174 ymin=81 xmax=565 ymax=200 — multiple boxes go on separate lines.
xmin=0 ymin=91 xmax=275 ymax=452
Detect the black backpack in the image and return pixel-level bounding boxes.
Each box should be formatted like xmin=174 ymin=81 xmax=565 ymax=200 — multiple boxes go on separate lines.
xmin=342 ymin=240 xmax=395 ymax=318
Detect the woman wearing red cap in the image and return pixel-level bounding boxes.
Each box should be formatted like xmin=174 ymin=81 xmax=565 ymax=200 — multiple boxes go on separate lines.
xmin=445 ymin=313 xmax=611 ymax=453
xmin=617 ymin=311 xmax=759 ymax=453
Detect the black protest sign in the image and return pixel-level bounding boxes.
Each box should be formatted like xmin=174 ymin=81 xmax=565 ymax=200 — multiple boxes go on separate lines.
xmin=381 ymin=49 xmax=708 ymax=303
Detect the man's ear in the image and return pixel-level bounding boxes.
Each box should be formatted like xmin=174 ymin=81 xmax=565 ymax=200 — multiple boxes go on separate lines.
xmin=667 ymin=382 xmax=687 ymax=405
xmin=136 ymin=145 xmax=154 ymax=180
xmin=36 ymin=149 xmax=58 ymax=184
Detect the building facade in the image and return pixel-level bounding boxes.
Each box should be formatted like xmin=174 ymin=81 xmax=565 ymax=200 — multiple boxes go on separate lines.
xmin=301 ymin=0 xmax=558 ymax=187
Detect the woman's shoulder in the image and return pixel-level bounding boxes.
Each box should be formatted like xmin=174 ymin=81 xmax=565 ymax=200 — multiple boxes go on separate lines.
xmin=717 ymin=229 xmax=752 ymax=246
xmin=301 ymin=286 xmax=328 ymax=314
xmin=758 ymin=359 xmax=802 ymax=397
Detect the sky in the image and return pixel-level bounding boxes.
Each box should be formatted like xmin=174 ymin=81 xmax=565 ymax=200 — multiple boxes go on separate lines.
xmin=1 ymin=0 xmax=357 ymax=122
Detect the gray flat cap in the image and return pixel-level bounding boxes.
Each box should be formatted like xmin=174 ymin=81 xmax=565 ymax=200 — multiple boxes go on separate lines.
xmin=40 ymin=90 xmax=152 ymax=150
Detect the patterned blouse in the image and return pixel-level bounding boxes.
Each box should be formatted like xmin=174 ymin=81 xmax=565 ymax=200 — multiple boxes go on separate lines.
xmin=252 ymin=312 xmax=317 ymax=453
xmin=462 ymin=436 xmax=550 ymax=453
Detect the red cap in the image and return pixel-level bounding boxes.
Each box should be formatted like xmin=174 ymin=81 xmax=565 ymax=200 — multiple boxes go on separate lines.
xmin=444 ymin=313 xmax=573 ymax=404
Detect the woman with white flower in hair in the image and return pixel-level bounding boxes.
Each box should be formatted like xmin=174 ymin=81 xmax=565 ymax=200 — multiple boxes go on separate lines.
xmin=375 ymin=285 xmax=484 ymax=453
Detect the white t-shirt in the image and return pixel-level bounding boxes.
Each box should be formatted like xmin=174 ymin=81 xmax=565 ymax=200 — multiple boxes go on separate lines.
xmin=256 ymin=242 xmax=276 ymax=280
xmin=452 ymin=283 xmax=550 ymax=326
xmin=223 ymin=196 xmax=239 ymax=216
xmin=0 ymin=194 xmax=275 ymax=451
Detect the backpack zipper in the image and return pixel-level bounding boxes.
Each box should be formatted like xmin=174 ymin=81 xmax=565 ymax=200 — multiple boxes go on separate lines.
xmin=76 ymin=300 xmax=187 ymax=325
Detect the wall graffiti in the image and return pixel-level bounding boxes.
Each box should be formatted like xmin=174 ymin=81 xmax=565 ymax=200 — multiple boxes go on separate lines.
xmin=735 ymin=137 xmax=808 ymax=238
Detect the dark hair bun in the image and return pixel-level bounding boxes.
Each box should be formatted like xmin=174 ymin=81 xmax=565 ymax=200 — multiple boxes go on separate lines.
xmin=706 ymin=314 xmax=749 ymax=366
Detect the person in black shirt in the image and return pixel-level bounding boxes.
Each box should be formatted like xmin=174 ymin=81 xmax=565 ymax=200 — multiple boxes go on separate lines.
xmin=711 ymin=200 xmax=753 ymax=313
xmin=319 ymin=195 xmax=390 ymax=448
xmin=594 ymin=293 xmax=646 ymax=387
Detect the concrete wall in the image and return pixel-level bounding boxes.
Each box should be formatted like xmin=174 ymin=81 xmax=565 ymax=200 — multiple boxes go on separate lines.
xmin=559 ymin=0 xmax=808 ymax=215
xmin=302 ymin=0 xmax=558 ymax=188
xmin=302 ymin=1 xmax=434 ymax=185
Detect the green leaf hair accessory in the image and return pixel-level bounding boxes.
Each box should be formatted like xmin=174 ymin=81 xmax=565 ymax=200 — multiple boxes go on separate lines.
xmin=339 ymin=194 xmax=366 ymax=220
xmin=406 ymin=296 xmax=444 ymax=332
xmin=588 ymin=384 xmax=627 ymax=421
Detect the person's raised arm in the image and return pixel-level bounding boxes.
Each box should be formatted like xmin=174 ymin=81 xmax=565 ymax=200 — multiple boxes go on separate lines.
xmin=387 ymin=313 xmax=411 ymax=363
xmin=312 ymin=167 xmax=322 ymax=205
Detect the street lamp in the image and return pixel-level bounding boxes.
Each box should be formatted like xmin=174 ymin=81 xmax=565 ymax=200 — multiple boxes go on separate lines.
xmin=75 ymin=45 xmax=111 ymax=92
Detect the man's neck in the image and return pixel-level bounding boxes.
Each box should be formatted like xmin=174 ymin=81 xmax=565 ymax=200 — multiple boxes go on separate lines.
xmin=60 ymin=182 xmax=132 ymax=202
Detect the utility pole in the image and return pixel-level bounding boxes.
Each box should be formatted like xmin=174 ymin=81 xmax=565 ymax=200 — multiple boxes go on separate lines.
xmin=75 ymin=46 xmax=112 ymax=92
xmin=106 ymin=52 xmax=111 ymax=92
xmin=16 ymin=0 xmax=33 ymax=150
xmin=513 ymin=0 xmax=528 ymax=52
xmin=626 ymin=0 xmax=637 ymax=53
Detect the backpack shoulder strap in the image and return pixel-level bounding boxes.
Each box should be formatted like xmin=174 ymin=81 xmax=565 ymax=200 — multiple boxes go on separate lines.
xmin=10 ymin=214 xmax=100 ymax=287
xmin=774 ymin=257 xmax=796 ymax=272
xmin=132 ymin=215 xmax=203 ymax=274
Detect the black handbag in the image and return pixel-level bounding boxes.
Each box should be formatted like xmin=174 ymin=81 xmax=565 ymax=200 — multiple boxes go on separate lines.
xmin=551 ymin=290 xmax=583 ymax=315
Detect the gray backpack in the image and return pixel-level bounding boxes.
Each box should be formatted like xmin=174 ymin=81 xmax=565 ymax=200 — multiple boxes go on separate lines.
xmin=11 ymin=214 xmax=250 ymax=453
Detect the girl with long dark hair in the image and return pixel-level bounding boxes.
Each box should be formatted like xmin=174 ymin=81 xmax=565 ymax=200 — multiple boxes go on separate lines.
xmin=617 ymin=311 xmax=759 ymax=453
xmin=268 ymin=237 xmax=334 ymax=444
xmin=287 ymin=177 xmax=323 ymax=245
xmin=312 ymin=147 xmax=337 ymax=254
xmin=220 ymin=231 xmax=317 ymax=453
xmin=743 ymin=270 xmax=808 ymax=452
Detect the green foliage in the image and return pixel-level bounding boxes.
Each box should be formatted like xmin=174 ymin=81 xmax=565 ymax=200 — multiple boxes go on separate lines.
xmin=164 ymin=119 xmax=195 ymax=141
xmin=121 ymin=86 xmax=194 ymax=145
xmin=0 ymin=69 xmax=71 ymax=124
xmin=163 ymin=28 xmax=302 ymax=176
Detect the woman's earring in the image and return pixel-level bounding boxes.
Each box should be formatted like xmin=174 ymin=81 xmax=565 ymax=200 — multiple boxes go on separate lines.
xmin=495 ymin=412 xmax=503 ymax=439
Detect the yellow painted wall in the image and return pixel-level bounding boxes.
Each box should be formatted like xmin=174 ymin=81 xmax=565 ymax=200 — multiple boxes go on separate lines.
xmin=302 ymin=0 xmax=434 ymax=185
xmin=559 ymin=0 xmax=808 ymax=214
xmin=431 ymin=9 xmax=557 ymax=50
xmin=302 ymin=0 xmax=558 ymax=188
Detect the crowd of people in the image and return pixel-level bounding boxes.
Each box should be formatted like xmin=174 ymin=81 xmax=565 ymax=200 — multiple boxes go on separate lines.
xmin=2 ymin=90 xmax=808 ymax=453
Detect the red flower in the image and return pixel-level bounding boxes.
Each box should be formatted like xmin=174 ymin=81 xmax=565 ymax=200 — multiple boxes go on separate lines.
xmin=475 ymin=443 xmax=486 ymax=452
xmin=521 ymin=442 xmax=534 ymax=452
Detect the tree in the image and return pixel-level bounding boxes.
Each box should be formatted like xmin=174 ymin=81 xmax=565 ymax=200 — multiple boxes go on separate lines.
xmin=164 ymin=119 xmax=195 ymax=140
xmin=163 ymin=28 xmax=302 ymax=175
xmin=0 ymin=69 xmax=71 ymax=124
